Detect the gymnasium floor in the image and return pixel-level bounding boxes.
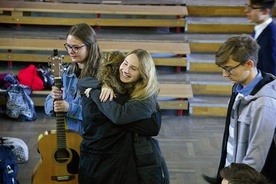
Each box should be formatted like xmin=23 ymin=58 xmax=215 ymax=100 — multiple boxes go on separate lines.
xmin=0 ymin=108 xmax=225 ymax=184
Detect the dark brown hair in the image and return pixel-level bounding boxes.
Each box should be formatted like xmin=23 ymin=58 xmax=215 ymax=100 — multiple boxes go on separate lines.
xmin=250 ymin=0 xmax=275 ymax=14
xmin=97 ymin=50 xmax=126 ymax=94
xmin=66 ymin=23 xmax=102 ymax=78
xmin=215 ymin=34 xmax=260 ymax=66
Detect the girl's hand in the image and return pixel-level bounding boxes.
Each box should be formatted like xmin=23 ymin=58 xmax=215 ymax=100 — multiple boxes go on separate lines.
xmin=53 ymin=100 xmax=69 ymax=112
xmin=51 ymin=86 xmax=63 ymax=99
xmin=100 ymin=84 xmax=115 ymax=102
xmin=84 ymin=88 xmax=92 ymax=98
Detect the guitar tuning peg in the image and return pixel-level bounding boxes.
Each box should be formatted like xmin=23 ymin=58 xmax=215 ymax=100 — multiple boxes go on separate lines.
xmin=61 ymin=55 xmax=65 ymax=59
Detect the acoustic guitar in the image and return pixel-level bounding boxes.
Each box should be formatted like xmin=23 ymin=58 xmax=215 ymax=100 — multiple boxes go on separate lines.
xmin=32 ymin=49 xmax=82 ymax=184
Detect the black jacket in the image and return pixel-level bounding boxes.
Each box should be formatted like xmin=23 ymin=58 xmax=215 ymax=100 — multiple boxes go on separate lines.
xmin=77 ymin=77 xmax=165 ymax=184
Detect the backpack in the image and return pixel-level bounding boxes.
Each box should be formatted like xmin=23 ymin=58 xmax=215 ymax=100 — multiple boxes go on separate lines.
xmin=0 ymin=138 xmax=28 ymax=164
xmin=0 ymin=145 xmax=19 ymax=184
xmin=37 ymin=64 xmax=54 ymax=90
xmin=6 ymin=84 xmax=36 ymax=122
xmin=0 ymin=73 xmax=18 ymax=89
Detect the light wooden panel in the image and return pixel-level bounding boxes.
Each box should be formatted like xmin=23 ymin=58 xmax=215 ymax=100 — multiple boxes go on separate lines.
xmin=0 ymin=53 xmax=187 ymax=67
xmin=187 ymin=5 xmax=276 ymax=17
xmin=158 ymin=83 xmax=193 ymax=98
xmin=192 ymin=84 xmax=231 ymax=96
xmin=187 ymin=6 xmax=246 ymax=17
xmin=187 ymin=24 xmax=253 ymax=34
xmin=0 ymin=1 xmax=188 ymax=16
xmin=0 ymin=16 xmax=186 ymax=27
xmin=192 ymin=106 xmax=227 ymax=117
xmin=189 ymin=42 xmax=222 ymax=53
xmin=158 ymin=101 xmax=188 ymax=110
xmin=0 ymin=38 xmax=190 ymax=54
xmin=189 ymin=62 xmax=221 ymax=73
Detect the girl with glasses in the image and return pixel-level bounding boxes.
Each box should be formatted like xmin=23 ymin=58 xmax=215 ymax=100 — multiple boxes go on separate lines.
xmin=44 ymin=23 xmax=102 ymax=134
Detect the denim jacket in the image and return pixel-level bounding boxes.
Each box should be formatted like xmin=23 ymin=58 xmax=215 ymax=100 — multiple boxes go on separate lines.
xmin=44 ymin=65 xmax=82 ymax=134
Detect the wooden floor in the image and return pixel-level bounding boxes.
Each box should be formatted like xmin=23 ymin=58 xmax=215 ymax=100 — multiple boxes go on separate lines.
xmin=0 ymin=107 xmax=225 ymax=184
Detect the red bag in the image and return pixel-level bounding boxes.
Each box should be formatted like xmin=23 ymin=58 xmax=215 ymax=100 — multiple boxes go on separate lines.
xmin=18 ymin=64 xmax=44 ymax=90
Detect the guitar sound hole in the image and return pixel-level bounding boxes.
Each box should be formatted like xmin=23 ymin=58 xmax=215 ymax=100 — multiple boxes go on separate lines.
xmin=55 ymin=148 xmax=70 ymax=163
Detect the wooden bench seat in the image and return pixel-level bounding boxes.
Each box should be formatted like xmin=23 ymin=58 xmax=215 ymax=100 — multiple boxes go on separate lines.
xmin=0 ymin=36 xmax=192 ymax=115
xmin=186 ymin=5 xmax=276 ymax=34
xmin=0 ymin=53 xmax=187 ymax=67
xmin=0 ymin=0 xmax=191 ymax=115
xmin=0 ymin=1 xmax=187 ymax=28
xmin=40 ymin=0 xmax=186 ymax=5
xmin=0 ymin=38 xmax=189 ymax=54
xmin=112 ymin=0 xmax=186 ymax=5
xmin=0 ymin=82 xmax=193 ymax=114
xmin=188 ymin=5 xmax=246 ymax=17
xmin=30 ymin=83 xmax=193 ymax=111
xmin=186 ymin=17 xmax=254 ymax=34
xmin=189 ymin=95 xmax=228 ymax=117
xmin=0 ymin=37 xmax=190 ymax=69
xmin=187 ymin=5 xmax=276 ymax=17
xmin=158 ymin=83 xmax=192 ymax=111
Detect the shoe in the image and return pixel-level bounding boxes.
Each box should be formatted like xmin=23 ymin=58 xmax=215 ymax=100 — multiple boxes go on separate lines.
xmin=202 ymin=174 xmax=217 ymax=184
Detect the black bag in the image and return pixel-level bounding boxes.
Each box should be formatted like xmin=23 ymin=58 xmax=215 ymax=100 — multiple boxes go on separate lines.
xmin=0 ymin=145 xmax=19 ymax=184
xmin=37 ymin=65 xmax=54 ymax=90
xmin=6 ymin=84 xmax=36 ymax=122
xmin=133 ymin=133 xmax=169 ymax=184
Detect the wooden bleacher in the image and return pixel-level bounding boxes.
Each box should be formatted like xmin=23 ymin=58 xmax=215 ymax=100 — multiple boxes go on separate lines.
xmin=0 ymin=83 xmax=193 ymax=111
xmin=0 ymin=1 xmax=187 ymax=28
xmin=39 ymin=0 xmax=186 ymax=5
xmin=3 ymin=0 xmax=274 ymax=117
xmin=0 ymin=52 xmax=187 ymax=68
xmin=0 ymin=37 xmax=189 ymax=52
xmin=0 ymin=35 xmax=192 ymax=113
xmin=158 ymin=83 xmax=193 ymax=110
xmin=184 ymin=1 xmax=276 ymax=117
xmin=0 ymin=31 xmax=189 ymax=69
xmin=0 ymin=0 xmax=192 ymax=115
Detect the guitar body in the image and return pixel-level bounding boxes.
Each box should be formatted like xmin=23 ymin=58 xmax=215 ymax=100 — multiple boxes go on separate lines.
xmin=32 ymin=130 xmax=82 ymax=184
xmin=32 ymin=49 xmax=82 ymax=184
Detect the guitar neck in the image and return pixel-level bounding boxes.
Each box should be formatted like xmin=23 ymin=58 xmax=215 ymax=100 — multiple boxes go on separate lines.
xmin=50 ymin=49 xmax=66 ymax=150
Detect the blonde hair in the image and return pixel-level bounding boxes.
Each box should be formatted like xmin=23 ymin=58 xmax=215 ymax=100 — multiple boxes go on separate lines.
xmin=126 ymin=49 xmax=159 ymax=100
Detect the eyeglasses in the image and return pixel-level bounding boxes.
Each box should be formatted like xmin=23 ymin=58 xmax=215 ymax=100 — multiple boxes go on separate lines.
xmin=219 ymin=63 xmax=242 ymax=76
xmin=245 ymin=3 xmax=263 ymax=11
xmin=64 ymin=43 xmax=86 ymax=53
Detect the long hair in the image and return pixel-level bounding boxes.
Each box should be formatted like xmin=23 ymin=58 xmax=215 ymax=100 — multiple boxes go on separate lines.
xmin=125 ymin=49 xmax=159 ymax=101
xmin=66 ymin=23 xmax=102 ymax=78
xmin=97 ymin=51 xmax=126 ymax=94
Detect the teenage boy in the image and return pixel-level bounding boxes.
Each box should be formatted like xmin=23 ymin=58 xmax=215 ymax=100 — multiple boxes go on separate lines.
xmin=203 ymin=35 xmax=276 ymax=184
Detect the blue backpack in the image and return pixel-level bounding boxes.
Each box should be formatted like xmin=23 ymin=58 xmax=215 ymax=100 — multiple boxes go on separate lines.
xmin=0 ymin=145 xmax=19 ymax=184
